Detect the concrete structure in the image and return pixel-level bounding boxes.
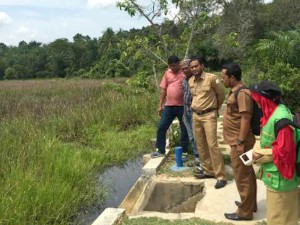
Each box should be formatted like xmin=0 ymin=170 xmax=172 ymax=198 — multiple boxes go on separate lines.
xmin=91 ymin=208 xmax=125 ymax=225
xmin=91 ymin=119 xmax=300 ymax=225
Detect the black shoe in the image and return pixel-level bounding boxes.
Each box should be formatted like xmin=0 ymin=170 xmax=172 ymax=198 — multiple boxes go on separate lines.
xmin=224 ymin=212 xmax=252 ymax=221
xmin=195 ymin=173 xmax=215 ymax=179
xmin=214 ymin=180 xmax=227 ymax=189
xmin=235 ymin=201 xmax=257 ymax=212
xmin=235 ymin=200 xmax=241 ymax=207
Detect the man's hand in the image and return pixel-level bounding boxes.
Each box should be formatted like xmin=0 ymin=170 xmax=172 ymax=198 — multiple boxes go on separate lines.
xmin=237 ymin=144 xmax=245 ymax=155
xmin=253 ymin=151 xmax=263 ymax=161
xmin=157 ymin=106 xmax=163 ymax=117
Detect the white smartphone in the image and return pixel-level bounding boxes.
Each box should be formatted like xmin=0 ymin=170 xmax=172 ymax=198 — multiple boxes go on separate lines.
xmin=239 ymin=149 xmax=254 ymax=166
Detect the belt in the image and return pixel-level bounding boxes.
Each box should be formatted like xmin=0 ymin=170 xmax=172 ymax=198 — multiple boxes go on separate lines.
xmin=193 ymin=108 xmax=217 ymax=115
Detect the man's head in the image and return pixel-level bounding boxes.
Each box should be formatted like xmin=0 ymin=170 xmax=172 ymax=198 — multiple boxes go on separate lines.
xmin=181 ymin=58 xmax=192 ymax=77
xmin=189 ymin=56 xmax=205 ymax=76
xmin=221 ymin=63 xmax=242 ymax=88
xmin=168 ymin=55 xmax=180 ymax=73
xmin=249 ymin=81 xmax=281 ymax=104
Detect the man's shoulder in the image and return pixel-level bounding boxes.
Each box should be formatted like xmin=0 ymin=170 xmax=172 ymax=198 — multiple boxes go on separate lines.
xmin=204 ymin=72 xmax=223 ymax=87
xmin=204 ymin=72 xmax=217 ymax=78
xmin=203 ymin=72 xmax=219 ymax=82
xmin=235 ymin=86 xmax=252 ymax=99
xmin=239 ymin=88 xmax=252 ymax=97
xmin=163 ymin=68 xmax=171 ymax=76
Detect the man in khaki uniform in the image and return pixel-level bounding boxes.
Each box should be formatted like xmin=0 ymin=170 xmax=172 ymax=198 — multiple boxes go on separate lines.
xmin=221 ymin=63 xmax=257 ymax=221
xmin=188 ymin=56 xmax=227 ymax=189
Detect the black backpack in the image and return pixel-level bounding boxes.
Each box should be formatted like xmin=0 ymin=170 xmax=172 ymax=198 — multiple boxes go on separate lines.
xmin=275 ymin=113 xmax=300 ymax=176
xmin=234 ymin=86 xmax=263 ymax=136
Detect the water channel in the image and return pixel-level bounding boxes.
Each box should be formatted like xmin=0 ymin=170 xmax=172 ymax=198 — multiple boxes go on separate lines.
xmin=75 ymin=157 xmax=144 ymax=225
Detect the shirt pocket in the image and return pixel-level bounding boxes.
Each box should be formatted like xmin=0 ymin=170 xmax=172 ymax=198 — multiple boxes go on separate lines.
xmin=189 ymin=84 xmax=195 ymax=95
xmin=226 ymin=99 xmax=234 ymax=114
xmin=226 ymin=98 xmax=239 ymax=114
xmin=202 ymin=86 xmax=210 ymax=92
xmin=262 ymin=163 xmax=279 ymax=190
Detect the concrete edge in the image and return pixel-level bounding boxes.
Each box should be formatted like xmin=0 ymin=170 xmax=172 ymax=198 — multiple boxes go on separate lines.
xmin=91 ymin=208 xmax=125 ymax=225
xmin=142 ymin=148 xmax=171 ymax=176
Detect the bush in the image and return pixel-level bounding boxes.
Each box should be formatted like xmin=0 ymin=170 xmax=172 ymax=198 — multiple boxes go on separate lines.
xmin=258 ymin=62 xmax=300 ymax=112
xmin=125 ymin=72 xmax=156 ymax=94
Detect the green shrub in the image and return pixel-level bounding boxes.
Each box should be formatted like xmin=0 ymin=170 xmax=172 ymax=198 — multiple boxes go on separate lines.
xmin=258 ymin=62 xmax=300 ymax=112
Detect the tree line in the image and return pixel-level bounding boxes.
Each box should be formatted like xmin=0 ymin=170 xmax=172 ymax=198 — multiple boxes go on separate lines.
xmin=0 ymin=0 xmax=299 ymax=109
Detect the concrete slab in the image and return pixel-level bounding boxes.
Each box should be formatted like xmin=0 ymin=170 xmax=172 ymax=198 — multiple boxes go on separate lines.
xmin=195 ymin=179 xmax=266 ymax=225
xmin=92 ymin=208 xmax=125 ymax=225
xmin=142 ymin=148 xmax=170 ymax=176
xmin=128 ymin=177 xmax=267 ymax=225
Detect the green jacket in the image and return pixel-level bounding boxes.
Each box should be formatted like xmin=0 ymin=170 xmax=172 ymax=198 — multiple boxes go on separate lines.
xmin=259 ymin=104 xmax=299 ymax=191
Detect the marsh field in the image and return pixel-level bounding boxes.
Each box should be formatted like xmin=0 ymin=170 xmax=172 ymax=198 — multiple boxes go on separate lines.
xmin=0 ymin=79 xmax=158 ymax=224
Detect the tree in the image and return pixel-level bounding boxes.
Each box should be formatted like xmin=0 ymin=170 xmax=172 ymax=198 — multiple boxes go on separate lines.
xmin=258 ymin=0 xmax=300 ymax=33
xmin=117 ymin=1 xmax=219 ymax=81
xmin=176 ymin=0 xmax=222 ymax=60
xmin=214 ymin=0 xmax=263 ymax=60
xmin=248 ymin=29 xmax=300 ymax=112
xmin=70 ymin=34 xmax=98 ymax=76
xmin=47 ymin=39 xmax=73 ymax=77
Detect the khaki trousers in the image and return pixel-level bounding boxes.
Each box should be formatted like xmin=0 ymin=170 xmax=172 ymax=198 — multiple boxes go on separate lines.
xmin=230 ymin=144 xmax=257 ymax=219
xmin=193 ymin=111 xmax=226 ymax=180
xmin=267 ymin=188 xmax=298 ymax=225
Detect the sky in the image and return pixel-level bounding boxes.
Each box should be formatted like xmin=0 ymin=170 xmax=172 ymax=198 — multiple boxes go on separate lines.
xmin=0 ymin=0 xmax=273 ymax=46
xmin=0 ymin=0 xmax=150 ymax=46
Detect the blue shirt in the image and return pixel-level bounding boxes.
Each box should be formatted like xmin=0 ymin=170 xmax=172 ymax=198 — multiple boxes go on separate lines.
xmin=182 ymin=78 xmax=193 ymax=117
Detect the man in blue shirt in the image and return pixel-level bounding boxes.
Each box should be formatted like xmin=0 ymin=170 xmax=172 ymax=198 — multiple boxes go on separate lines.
xmin=181 ymin=59 xmax=200 ymax=165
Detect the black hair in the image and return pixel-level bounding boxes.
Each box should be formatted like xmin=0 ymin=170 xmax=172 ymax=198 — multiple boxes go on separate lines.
xmin=190 ymin=56 xmax=205 ymax=65
xmin=168 ymin=55 xmax=180 ymax=64
xmin=222 ymin=63 xmax=242 ymax=81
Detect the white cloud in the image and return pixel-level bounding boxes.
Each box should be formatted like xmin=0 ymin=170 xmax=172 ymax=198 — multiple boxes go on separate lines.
xmin=167 ymin=4 xmax=179 ymax=20
xmin=0 ymin=0 xmax=83 ymax=9
xmin=15 ymin=26 xmax=39 ymax=38
xmin=87 ymin=0 xmax=117 ymax=9
xmin=0 ymin=25 xmax=40 ymax=45
xmin=0 ymin=11 xmax=12 ymax=26
xmin=22 ymin=10 xmax=41 ymax=18
xmin=0 ymin=0 xmax=149 ymax=45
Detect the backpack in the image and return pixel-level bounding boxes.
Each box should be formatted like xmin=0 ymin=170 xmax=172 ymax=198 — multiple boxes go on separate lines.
xmin=275 ymin=113 xmax=300 ymax=176
xmin=234 ymin=86 xmax=263 ymax=136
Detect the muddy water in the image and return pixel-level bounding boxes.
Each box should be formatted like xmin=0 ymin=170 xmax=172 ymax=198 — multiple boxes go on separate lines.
xmin=75 ymin=157 xmax=143 ymax=225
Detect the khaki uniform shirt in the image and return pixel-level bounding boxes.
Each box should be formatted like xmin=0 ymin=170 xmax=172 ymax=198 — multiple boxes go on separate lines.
xmin=223 ymin=85 xmax=255 ymax=145
xmin=188 ymin=72 xmax=225 ymax=112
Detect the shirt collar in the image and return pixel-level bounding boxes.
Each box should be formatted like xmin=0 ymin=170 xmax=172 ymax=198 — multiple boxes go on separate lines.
xmin=193 ymin=71 xmax=205 ymax=81
xmin=230 ymin=82 xmax=245 ymax=95
xmin=168 ymin=68 xmax=183 ymax=75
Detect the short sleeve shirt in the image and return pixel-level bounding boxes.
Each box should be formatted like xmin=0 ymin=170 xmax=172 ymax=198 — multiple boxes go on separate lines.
xmin=223 ymin=85 xmax=255 ymax=145
xmin=188 ymin=72 xmax=225 ymax=111
xmin=160 ymin=69 xmax=185 ymax=106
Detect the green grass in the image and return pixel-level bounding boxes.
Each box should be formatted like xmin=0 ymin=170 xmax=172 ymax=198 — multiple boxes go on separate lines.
xmin=0 ymin=79 xmax=158 ymax=224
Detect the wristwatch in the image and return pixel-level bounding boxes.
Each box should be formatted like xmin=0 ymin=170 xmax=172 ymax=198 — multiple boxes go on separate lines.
xmin=236 ymin=139 xmax=244 ymax=145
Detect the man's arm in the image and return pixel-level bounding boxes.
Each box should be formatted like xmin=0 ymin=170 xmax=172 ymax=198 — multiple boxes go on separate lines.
xmin=212 ymin=76 xmax=225 ymax=109
xmin=237 ymin=111 xmax=252 ymax=154
xmin=236 ymin=91 xmax=252 ymax=154
xmin=157 ymin=88 xmax=167 ymax=116
xmin=238 ymin=112 xmax=252 ymax=141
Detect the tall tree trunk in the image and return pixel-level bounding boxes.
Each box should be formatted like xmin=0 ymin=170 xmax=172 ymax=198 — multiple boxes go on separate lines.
xmin=152 ymin=61 xmax=160 ymax=91
xmin=184 ymin=23 xmax=196 ymax=59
